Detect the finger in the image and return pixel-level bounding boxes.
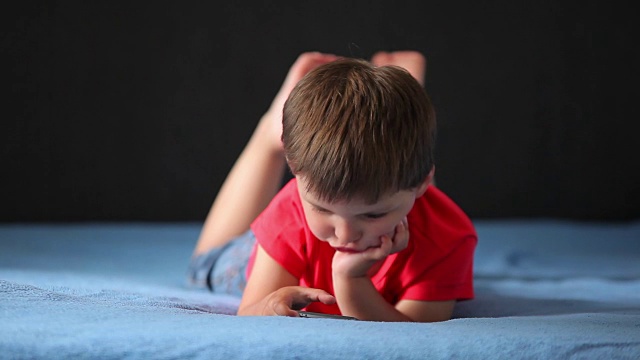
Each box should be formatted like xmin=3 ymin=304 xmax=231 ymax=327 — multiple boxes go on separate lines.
xmin=296 ymin=287 xmax=336 ymax=305
xmin=381 ymin=234 xmax=393 ymax=250
xmin=285 ymin=287 xmax=337 ymax=311
xmin=363 ymin=236 xmax=393 ymax=260
xmin=273 ymin=302 xmax=298 ymax=317
xmin=390 ymin=219 xmax=408 ymax=243
xmin=394 ymin=217 xmax=408 ymax=235
xmin=390 ymin=219 xmax=410 ymax=253
xmin=317 ymin=293 xmax=337 ymax=305
xmin=396 ymin=220 xmax=406 ymax=237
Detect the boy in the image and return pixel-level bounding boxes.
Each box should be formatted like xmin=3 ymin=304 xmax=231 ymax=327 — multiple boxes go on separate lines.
xmin=189 ymin=51 xmax=477 ymax=322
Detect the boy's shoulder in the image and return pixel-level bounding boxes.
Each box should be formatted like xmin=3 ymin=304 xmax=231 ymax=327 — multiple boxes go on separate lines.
xmin=272 ymin=178 xmax=301 ymax=205
xmin=408 ymin=186 xmax=477 ymax=248
xmin=252 ymin=178 xmax=304 ymax=229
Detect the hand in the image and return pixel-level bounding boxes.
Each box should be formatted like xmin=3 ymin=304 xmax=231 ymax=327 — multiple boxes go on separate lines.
xmin=332 ymin=218 xmax=409 ymax=278
xmin=254 ymin=286 xmax=336 ymax=317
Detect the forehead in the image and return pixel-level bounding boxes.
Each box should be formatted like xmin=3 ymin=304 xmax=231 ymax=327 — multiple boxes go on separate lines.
xmin=296 ymin=176 xmax=410 ymax=210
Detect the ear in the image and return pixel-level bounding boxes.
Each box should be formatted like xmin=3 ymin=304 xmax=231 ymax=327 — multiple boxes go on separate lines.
xmin=415 ymin=166 xmax=435 ymax=198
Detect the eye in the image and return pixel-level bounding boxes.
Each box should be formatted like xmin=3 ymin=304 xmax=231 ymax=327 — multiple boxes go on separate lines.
xmin=364 ymin=213 xmax=387 ymax=220
xmin=312 ymin=205 xmax=331 ymax=214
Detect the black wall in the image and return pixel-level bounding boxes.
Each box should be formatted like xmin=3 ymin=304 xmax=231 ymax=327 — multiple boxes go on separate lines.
xmin=2 ymin=1 xmax=638 ymax=222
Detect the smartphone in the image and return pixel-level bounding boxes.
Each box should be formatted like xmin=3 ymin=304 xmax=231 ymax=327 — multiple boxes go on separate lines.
xmin=297 ymin=311 xmax=358 ymax=320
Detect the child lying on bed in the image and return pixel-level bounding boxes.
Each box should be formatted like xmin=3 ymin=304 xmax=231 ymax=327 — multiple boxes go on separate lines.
xmin=188 ymin=51 xmax=477 ymax=322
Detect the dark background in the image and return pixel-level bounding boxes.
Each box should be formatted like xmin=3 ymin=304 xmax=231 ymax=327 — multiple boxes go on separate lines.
xmin=2 ymin=1 xmax=638 ymax=222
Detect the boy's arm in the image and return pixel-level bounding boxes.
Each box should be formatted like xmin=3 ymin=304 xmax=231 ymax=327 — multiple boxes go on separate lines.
xmin=238 ymin=244 xmax=336 ymax=316
xmin=333 ymin=274 xmax=455 ymax=322
xmin=332 ymin=221 xmax=455 ymax=322
xmin=396 ymin=299 xmax=456 ymax=322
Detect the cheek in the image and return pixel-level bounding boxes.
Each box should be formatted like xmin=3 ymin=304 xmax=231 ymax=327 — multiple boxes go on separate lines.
xmin=304 ymin=212 xmax=332 ymax=241
xmin=362 ymin=221 xmax=397 ymax=244
xmin=367 ymin=214 xmax=407 ymax=239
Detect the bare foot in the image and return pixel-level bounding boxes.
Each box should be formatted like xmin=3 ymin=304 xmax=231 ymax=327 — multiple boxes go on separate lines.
xmin=370 ymin=51 xmax=426 ymax=86
xmin=258 ymin=52 xmax=339 ymax=154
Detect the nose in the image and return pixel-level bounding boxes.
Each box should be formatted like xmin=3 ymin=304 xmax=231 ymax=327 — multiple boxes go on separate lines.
xmin=333 ymin=219 xmax=362 ymax=245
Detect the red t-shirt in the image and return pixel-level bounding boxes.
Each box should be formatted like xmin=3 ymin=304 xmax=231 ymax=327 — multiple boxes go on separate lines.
xmin=250 ymin=179 xmax=477 ymax=315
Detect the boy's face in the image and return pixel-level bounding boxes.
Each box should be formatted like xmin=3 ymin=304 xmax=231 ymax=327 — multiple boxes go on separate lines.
xmin=296 ymin=176 xmax=429 ymax=253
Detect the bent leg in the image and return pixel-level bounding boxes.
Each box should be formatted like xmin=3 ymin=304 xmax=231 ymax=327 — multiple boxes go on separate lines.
xmin=371 ymin=51 xmax=427 ymax=86
xmin=192 ymin=52 xmax=339 ymax=257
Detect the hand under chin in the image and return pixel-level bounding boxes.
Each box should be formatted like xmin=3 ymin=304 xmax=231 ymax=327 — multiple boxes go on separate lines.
xmin=332 ymin=244 xmax=389 ymax=278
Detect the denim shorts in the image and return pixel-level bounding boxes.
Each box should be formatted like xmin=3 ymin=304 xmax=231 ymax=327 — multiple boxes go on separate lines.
xmin=186 ymin=230 xmax=256 ymax=298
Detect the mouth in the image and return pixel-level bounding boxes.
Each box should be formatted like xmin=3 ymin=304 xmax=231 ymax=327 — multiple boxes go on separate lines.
xmin=333 ymin=247 xmax=363 ymax=254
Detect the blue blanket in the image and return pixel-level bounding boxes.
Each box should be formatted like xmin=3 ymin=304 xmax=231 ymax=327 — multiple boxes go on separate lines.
xmin=1 ymin=221 xmax=639 ymax=359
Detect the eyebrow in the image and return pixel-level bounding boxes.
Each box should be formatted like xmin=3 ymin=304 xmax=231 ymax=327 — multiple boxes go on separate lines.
xmin=310 ymin=203 xmax=329 ymax=211
xmin=306 ymin=198 xmax=392 ymax=216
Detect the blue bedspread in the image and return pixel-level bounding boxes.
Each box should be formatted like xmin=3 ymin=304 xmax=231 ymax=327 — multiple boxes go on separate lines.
xmin=1 ymin=221 xmax=639 ymax=359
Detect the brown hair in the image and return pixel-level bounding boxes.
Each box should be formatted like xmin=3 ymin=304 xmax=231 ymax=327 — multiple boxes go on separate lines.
xmin=282 ymin=58 xmax=436 ymax=203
